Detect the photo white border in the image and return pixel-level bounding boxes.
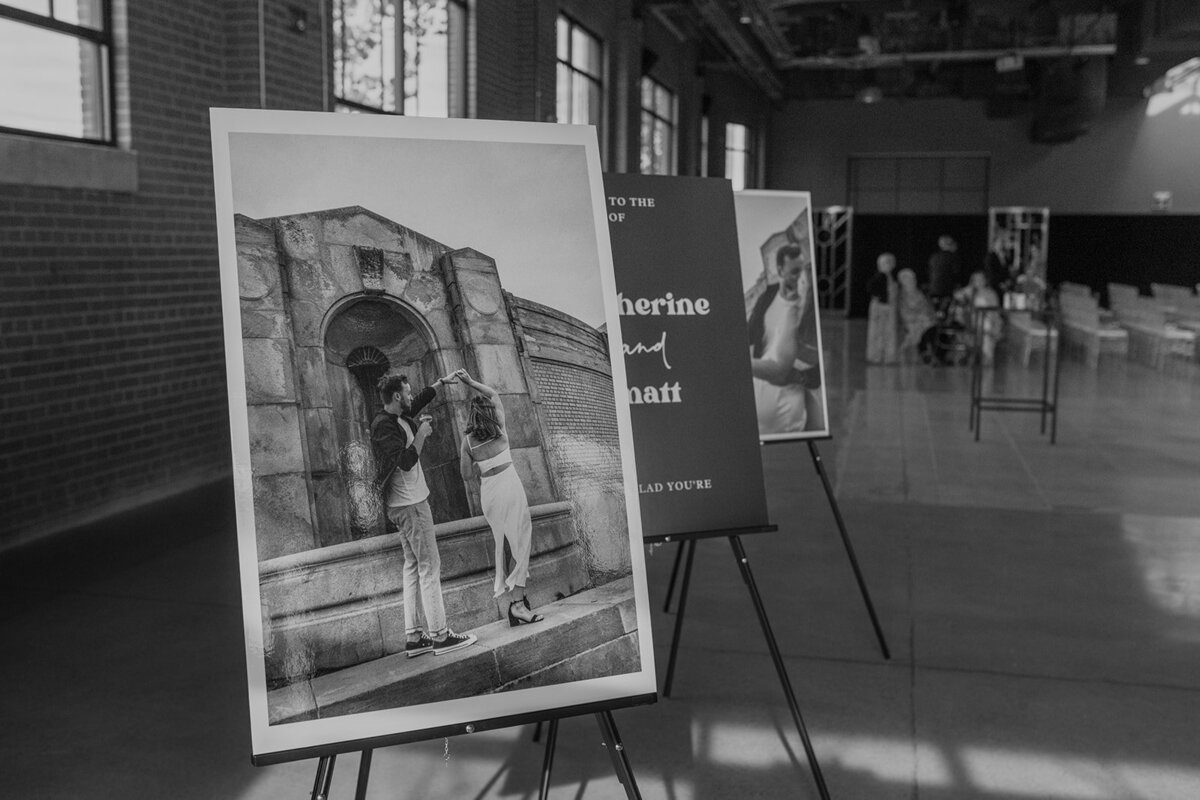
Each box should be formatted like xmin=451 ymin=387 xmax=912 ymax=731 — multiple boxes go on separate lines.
xmin=210 ymin=108 xmax=655 ymax=761
xmin=734 ymin=189 xmax=832 ymax=443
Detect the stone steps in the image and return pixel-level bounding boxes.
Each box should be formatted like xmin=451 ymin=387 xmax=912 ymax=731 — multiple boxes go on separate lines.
xmin=268 ymin=576 xmax=639 ymax=724
xmin=260 ymin=502 xmax=591 ymax=681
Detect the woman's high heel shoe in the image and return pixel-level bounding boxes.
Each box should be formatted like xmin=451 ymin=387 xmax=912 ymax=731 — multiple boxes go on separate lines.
xmin=508 ymin=598 xmax=544 ymax=626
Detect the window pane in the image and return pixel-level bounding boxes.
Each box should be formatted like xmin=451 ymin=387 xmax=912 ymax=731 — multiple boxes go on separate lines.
xmin=572 ymin=26 xmax=601 ymax=77
xmin=0 ymin=19 xmax=107 ymax=140
xmin=445 ymin=0 xmax=466 ymax=117
xmin=586 ymin=77 xmax=602 ymax=127
xmin=664 ymin=124 xmax=674 ymax=173
xmin=653 ymin=120 xmax=670 ymax=175
xmin=727 ymin=150 xmax=747 ymax=191
xmin=726 ymin=122 xmax=746 ymax=150
xmin=335 ymin=0 xmax=392 ymax=110
xmin=655 ymin=84 xmax=671 ymax=117
xmin=639 ymin=111 xmax=653 ymax=174
xmin=640 ymin=76 xmax=653 ymax=109
xmin=3 ymin=1 xmax=50 ymax=16
xmin=571 ymin=72 xmax=588 ymax=124
xmin=650 ymin=119 xmax=663 ymax=174
xmin=556 ymin=62 xmax=571 ymax=123
xmin=54 ymin=0 xmax=104 ymax=28
xmin=571 ymin=72 xmax=601 ymax=126
xmin=556 ymin=15 xmax=569 ymax=61
xmin=403 ymin=0 xmax=450 ymax=117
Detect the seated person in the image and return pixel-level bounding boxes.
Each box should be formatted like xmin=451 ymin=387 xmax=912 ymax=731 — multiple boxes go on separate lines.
xmin=897 ymin=268 xmax=936 ymax=362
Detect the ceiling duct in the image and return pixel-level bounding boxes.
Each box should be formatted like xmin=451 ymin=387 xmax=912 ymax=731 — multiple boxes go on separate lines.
xmin=777 ymin=43 xmax=1117 ymax=70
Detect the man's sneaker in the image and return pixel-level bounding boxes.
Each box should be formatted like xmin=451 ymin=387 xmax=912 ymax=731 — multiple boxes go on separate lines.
xmin=432 ymin=630 xmax=477 ymax=656
xmin=405 ymin=634 xmax=434 ymax=658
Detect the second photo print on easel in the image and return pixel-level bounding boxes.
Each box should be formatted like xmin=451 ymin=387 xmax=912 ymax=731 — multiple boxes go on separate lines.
xmin=735 ymin=190 xmax=831 ymax=443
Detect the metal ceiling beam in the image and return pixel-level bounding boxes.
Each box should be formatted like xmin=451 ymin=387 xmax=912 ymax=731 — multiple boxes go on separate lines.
xmin=693 ymin=0 xmax=786 ymax=99
xmin=779 ymin=42 xmax=1118 ymax=69
xmin=738 ymin=0 xmax=795 ymax=63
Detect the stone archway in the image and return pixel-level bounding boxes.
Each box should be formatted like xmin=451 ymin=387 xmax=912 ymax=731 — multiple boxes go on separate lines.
xmin=318 ymin=296 xmax=456 ymax=545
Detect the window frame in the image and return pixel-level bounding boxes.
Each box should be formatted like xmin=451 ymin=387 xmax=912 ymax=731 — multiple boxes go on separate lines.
xmin=0 ymin=0 xmax=116 ymax=145
xmin=724 ymin=122 xmax=753 ymax=191
xmin=332 ymin=0 xmax=469 ymax=118
xmin=555 ymin=13 xmax=604 ymax=129
xmin=639 ymin=75 xmax=677 ymax=176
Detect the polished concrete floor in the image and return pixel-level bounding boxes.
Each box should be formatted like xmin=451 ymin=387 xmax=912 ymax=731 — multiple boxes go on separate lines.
xmin=4 ymin=319 xmax=1200 ymax=799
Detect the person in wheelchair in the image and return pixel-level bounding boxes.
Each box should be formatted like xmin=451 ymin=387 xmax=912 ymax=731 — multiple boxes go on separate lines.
xmin=954 ymin=270 xmax=1003 ymax=365
xmin=919 ymin=296 xmax=973 ymax=367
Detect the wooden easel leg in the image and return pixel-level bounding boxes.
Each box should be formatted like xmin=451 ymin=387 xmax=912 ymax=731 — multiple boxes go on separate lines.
xmin=595 ymin=711 xmax=643 ymax=800
xmin=662 ymin=537 xmax=696 ymax=698
xmin=310 ymin=754 xmax=336 ymax=800
xmin=729 ymin=535 xmax=832 ymax=800
xmin=538 ymin=718 xmax=560 ymax=800
xmin=663 ymin=540 xmax=685 ymax=613
xmin=807 ymin=441 xmax=891 ymax=660
xmin=354 ymin=751 xmax=372 ymax=800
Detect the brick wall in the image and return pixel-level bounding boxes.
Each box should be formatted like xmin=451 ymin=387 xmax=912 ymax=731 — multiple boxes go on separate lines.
xmin=529 ymin=359 xmax=623 ymax=489
xmin=0 ymin=0 xmax=326 ymax=549
xmin=513 ymin=298 xmax=629 ymax=579
xmin=474 ymin=0 xmax=535 ymax=121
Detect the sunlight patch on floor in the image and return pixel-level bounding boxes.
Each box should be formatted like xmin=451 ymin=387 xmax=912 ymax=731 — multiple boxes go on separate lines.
xmin=962 ymin=747 xmax=1200 ymax=799
xmin=697 ymin=720 xmax=952 ymax=787
xmin=1121 ymin=514 xmax=1200 ymax=624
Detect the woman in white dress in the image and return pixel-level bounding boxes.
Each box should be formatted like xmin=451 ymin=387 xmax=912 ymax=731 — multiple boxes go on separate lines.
xmin=455 ymin=369 xmax=542 ymax=626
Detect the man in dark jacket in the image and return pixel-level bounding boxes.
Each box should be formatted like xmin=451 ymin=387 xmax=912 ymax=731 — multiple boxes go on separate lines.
xmin=927 ymin=235 xmax=961 ymax=308
xmin=983 ymin=235 xmax=1012 ymax=293
xmin=371 ymin=371 xmax=476 ymax=657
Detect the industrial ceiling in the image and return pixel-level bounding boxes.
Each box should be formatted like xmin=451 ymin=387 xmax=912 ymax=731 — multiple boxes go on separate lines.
xmin=645 ymin=0 xmax=1200 ymax=104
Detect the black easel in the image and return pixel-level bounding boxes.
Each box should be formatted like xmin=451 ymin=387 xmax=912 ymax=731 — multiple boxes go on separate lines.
xmin=308 ymin=750 xmax=372 ymax=800
xmin=655 ymin=524 xmax=832 ymax=800
xmin=308 ymin=710 xmax=641 ymax=800
xmin=806 ymin=441 xmax=891 ymax=660
xmin=663 ymin=443 xmax=890 ymax=661
xmin=535 ymin=712 xmax=642 ymax=800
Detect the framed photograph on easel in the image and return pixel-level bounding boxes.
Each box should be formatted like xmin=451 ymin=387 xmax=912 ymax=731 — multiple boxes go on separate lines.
xmin=734 ymin=190 xmax=831 ymax=442
xmin=210 ymin=110 xmax=655 ymax=765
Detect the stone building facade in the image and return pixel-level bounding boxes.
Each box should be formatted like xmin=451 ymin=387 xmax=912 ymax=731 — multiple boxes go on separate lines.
xmin=235 ymin=206 xmax=629 ymax=682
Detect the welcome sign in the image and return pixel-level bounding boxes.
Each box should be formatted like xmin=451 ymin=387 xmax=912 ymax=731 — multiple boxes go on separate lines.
xmin=605 ymin=173 xmax=769 ymax=538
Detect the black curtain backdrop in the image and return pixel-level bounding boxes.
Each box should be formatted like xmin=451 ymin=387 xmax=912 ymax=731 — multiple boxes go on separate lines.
xmin=848 ymin=214 xmax=1200 ymax=316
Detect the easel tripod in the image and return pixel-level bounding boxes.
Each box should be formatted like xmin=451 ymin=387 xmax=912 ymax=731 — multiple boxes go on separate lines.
xmin=656 ymin=440 xmax=892 ymax=800
xmin=663 ymin=441 xmax=890 ymax=658
xmin=307 ymin=709 xmax=642 ymax=800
